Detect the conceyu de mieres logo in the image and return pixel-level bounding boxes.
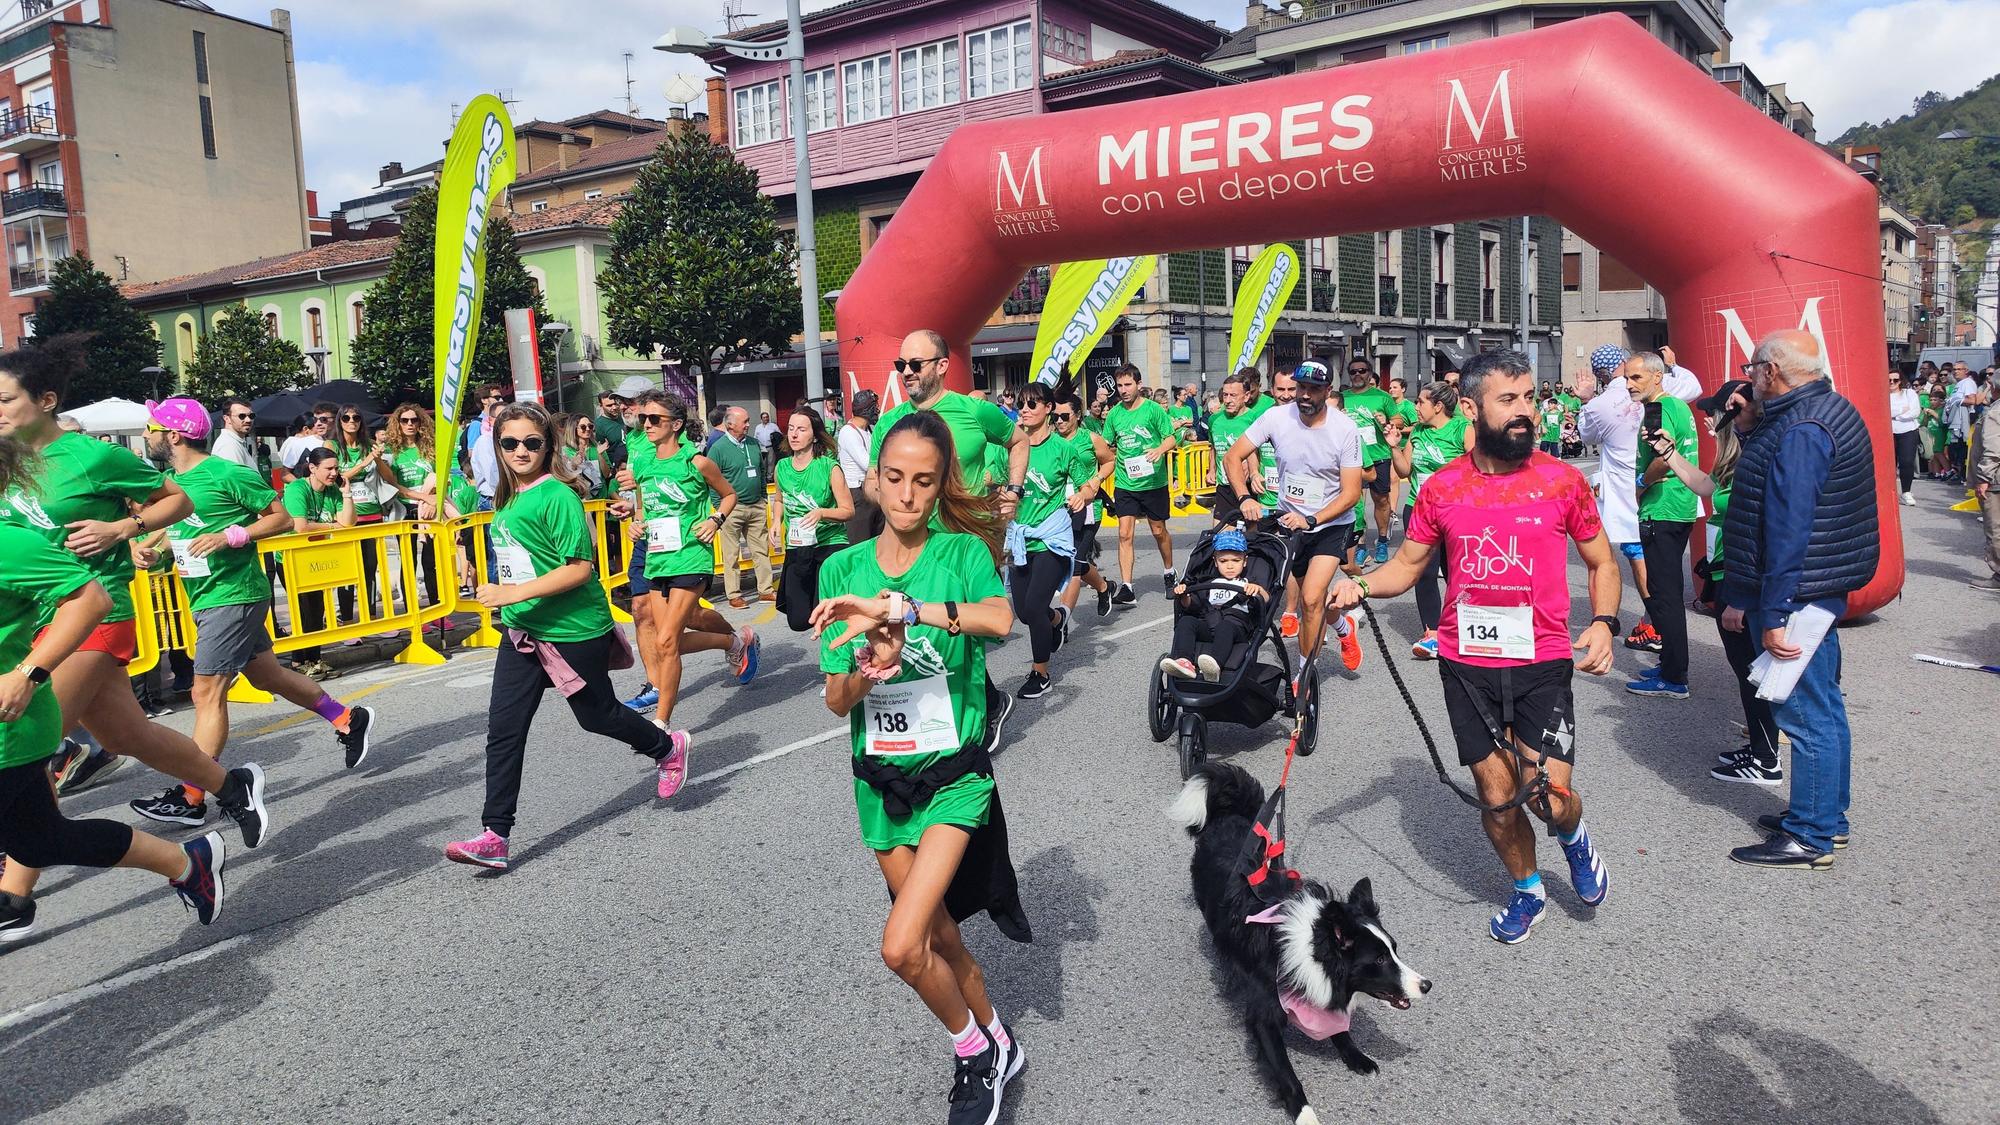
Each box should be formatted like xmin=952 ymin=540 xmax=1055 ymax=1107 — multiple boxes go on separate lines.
xmin=1438 ymin=63 xmax=1527 ymax=183
xmin=993 ymin=146 xmax=1057 ymax=236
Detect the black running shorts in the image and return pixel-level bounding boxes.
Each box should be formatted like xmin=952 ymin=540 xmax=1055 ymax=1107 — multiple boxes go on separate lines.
xmin=1365 ymin=461 xmax=1391 ymax=496
xmin=1288 ymin=521 xmax=1356 ymax=580
xmin=1438 ymin=657 xmax=1576 ymax=768
xmin=1111 ymin=485 xmax=1170 ymax=522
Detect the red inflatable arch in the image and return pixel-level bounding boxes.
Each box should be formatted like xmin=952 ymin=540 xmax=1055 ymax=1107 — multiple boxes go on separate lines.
xmin=835 ymin=13 xmax=1903 ymax=616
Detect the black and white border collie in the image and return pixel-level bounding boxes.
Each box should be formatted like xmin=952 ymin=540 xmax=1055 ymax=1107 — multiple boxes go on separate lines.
xmin=1169 ymin=762 xmax=1430 ymax=1125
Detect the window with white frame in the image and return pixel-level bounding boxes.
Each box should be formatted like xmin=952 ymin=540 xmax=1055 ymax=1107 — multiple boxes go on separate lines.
xmin=898 ymin=38 xmax=960 ymax=113
xmin=733 ymin=79 xmax=784 ymax=147
xmin=801 ymin=66 xmax=837 ymax=132
xmin=1403 ymin=34 xmax=1448 ymax=54
xmin=584 ymin=189 xmax=603 ymax=200
xmin=1041 ymin=22 xmax=1087 ymax=63
xmin=529 ymin=200 xmax=548 ymax=212
xmin=842 ymin=54 xmax=893 ymax=124
xmin=967 ymin=20 xmax=1032 ymax=98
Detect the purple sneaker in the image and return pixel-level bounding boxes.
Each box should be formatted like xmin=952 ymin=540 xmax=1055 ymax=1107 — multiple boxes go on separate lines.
xmin=444 ymin=829 xmax=509 ymax=871
xmin=657 ymin=730 xmax=693 ymax=799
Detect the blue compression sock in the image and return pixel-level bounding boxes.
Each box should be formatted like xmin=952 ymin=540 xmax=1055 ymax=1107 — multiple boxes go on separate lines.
xmin=1513 ymin=873 xmax=1545 ymax=899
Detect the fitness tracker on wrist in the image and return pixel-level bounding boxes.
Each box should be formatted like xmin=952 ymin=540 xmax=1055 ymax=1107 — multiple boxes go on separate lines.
xmin=944 ymin=601 xmax=962 ymax=636
xmin=1591 ymin=614 xmax=1622 ymax=634
xmin=1003 ymin=483 xmax=1025 ymax=497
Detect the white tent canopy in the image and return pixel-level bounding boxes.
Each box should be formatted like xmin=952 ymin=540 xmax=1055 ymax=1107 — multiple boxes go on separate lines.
xmin=58 ymin=397 xmax=151 ymax=436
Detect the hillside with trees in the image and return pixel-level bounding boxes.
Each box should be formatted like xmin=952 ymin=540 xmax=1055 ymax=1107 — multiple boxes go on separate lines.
xmin=1836 ymin=75 xmax=2000 ymax=224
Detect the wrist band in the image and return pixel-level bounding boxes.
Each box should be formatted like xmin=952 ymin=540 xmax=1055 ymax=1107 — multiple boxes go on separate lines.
xmin=857 ymin=657 xmax=899 ymax=683
xmin=1356 ymin=578 xmax=1371 ymax=598
xmin=224 ymin=525 xmax=250 ymax=548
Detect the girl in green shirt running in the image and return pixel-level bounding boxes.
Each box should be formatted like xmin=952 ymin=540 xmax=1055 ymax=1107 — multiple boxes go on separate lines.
xmin=616 ymin=390 xmax=757 ymax=739
xmin=774 ymin=406 xmax=853 ymax=632
xmin=444 ymin=404 xmax=684 ymax=873
xmin=1006 ymin=381 xmax=1082 ymax=700
xmin=1385 ymin=382 xmax=1468 ymax=659
xmin=810 ymin=409 xmax=1026 ymax=1121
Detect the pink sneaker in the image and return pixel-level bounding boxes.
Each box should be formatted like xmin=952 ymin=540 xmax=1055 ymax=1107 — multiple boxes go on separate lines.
xmin=657 ymin=730 xmax=693 ymax=799
xmin=1159 ymin=656 xmax=1197 ymax=679
xmin=444 ymin=829 xmax=508 ymax=870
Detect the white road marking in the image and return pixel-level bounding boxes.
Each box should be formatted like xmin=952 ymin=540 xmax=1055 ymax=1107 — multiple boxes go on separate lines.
xmin=1103 ymin=613 xmax=1170 ymax=641
xmin=687 ymin=726 xmax=846 ymax=787
xmin=0 ymin=931 xmax=255 ymax=1033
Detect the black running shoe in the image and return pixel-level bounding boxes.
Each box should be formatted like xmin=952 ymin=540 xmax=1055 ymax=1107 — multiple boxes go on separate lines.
xmin=1710 ymin=756 xmax=1782 ymax=787
xmin=219 ymin=763 xmax=271 ymax=849
xmin=337 ymin=705 xmax=375 ymax=769
xmin=1096 ymin=584 xmax=1112 ymax=618
xmin=1162 ymin=569 xmax=1177 ymax=592
xmin=171 ymin=832 xmax=226 ymax=926
xmin=55 ymin=742 xmax=125 ymax=795
xmin=982 ymin=684 xmax=1014 ymax=755
xmin=946 ymin=1041 xmax=1004 ymax=1125
xmin=1757 ymin=813 xmax=1847 ymax=850
xmin=132 ymin=785 xmax=208 ymax=827
xmin=996 ymin=1024 xmax=1026 ymax=1085
xmin=1111 ymin=582 xmax=1136 ymax=606
xmin=0 ymin=892 xmax=34 ymax=945
xmin=1050 ymin=608 xmax=1069 ymax=655
xmin=1018 ymin=671 xmax=1051 ymax=700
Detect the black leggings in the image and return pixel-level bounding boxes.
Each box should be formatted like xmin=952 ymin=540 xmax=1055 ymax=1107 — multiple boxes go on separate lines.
xmin=0 ymin=757 xmax=133 ymax=869
xmin=1893 ymin=428 xmax=1919 ymax=494
xmin=1172 ymin=609 xmax=1251 ymax=666
xmin=482 ymin=631 xmax=671 ymax=837
xmin=1408 ymin=504 xmax=1448 ymax=631
xmin=1010 ymin=549 xmax=1072 ymax=663
xmin=1717 ymin=615 xmax=1779 ymax=762
xmin=295 ymin=588 xmax=328 ymax=661
xmin=338 ymin=524 xmax=383 ymax=622
xmin=1638 ymin=519 xmax=1694 ymax=685
xmin=777 ymin=542 xmax=837 ymax=632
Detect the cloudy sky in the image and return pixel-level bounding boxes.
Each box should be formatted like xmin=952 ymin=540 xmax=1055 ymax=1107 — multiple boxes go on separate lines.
xmin=189 ymin=0 xmax=2000 ymax=208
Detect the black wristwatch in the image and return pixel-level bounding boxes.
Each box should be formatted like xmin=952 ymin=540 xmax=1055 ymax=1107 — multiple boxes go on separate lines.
xmin=16 ymin=661 xmax=49 ymax=686
xmin=1590 ymin=614 xmax=1622 ymax=635
xmin=1002 ymin=483 xmax=1025 ymax=498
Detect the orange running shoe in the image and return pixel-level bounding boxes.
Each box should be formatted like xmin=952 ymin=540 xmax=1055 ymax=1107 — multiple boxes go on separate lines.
xmin=1338 ymin=617 xmax=1363 ymax=672
xmin=1280 ymin=612 xmax=1300 ymax=639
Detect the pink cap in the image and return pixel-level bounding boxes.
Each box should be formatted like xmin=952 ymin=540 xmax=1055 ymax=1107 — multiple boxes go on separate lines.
xmin=146 ymin=397 xmax=212 ymax=440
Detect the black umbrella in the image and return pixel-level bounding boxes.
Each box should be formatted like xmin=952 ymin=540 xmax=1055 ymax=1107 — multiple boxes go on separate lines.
xmin=250 ymin=391 xmax=314 ymax=434
xmin=313 ymin=379 xmax=381 ymax=415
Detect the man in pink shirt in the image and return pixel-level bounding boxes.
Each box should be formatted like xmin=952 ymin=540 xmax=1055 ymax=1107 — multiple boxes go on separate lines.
xmin=1330 ymin=350 xmax=1623 ymax=945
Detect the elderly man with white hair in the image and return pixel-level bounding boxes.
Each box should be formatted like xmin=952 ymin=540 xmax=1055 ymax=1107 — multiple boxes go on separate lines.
xmin=1718 ymin=329 xmax=1877 ymax=870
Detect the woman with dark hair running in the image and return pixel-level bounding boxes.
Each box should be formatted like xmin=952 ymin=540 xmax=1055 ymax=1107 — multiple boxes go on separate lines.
xmin=0 ymin=435 xmax=226 ymax=941
xmin=0 ymin=341 xmax=266 ymax=935
xmin=383 ymin=402 xmax=443 ymax=607
xmin=774 ymin=405 xmax=853 ymax=632
xmin=811 ymin=409 xmax=1030 ymax=1125
xmin=444 ymin=404 xmax=687 ymax=871
xmin=615 ymin=390 xmax=758 ymax=754
xmin=1006 ymin=381 xmax=1084 ymax=699
xmin=1386 ymin=381 xmax=1468 ymax=660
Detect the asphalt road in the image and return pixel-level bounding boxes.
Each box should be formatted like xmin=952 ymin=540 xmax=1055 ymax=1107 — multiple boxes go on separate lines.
xmin=3 ymin=475 xmax=1994 ymax=1125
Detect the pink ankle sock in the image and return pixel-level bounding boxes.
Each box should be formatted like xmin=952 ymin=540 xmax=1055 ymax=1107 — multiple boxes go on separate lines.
xmin=985 ymin=1015 xmax=1010 ymax=1052
xmin=951 ymin=1017 xmax=989 ymax=1059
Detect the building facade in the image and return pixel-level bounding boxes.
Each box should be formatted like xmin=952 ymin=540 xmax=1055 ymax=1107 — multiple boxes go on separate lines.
xmin=0 ymin=0 xmax=309 ymax=345
xmin=124 ymin=197 xmax=658 ymax=405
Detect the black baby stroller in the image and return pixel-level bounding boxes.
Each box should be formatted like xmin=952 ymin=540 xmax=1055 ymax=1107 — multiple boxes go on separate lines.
xmin=1148 ymin=525 xmax=1320 ymax=780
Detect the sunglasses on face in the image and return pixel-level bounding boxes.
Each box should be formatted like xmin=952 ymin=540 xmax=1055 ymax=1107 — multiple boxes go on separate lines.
xmin=399 ymin=416 xmax=419 ymax=424
xmin=1052 ymin=412 xmax=1074 ymax=422
xmin=341 ymin=412 xmax=362 ymax=421
xmin=498 ymin=436 xmax=545 ymax=453
xmin=893 ymin=356 xmax=942 ymax=374
xmin=635 ymin=413 xmax=673 ymax=427
xmin=231 ymin=412 xmax=254 ymax=421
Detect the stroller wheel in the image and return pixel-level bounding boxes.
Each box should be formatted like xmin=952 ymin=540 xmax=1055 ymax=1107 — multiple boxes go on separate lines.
xmin=1148 ymin=665 xmax=1175 ymax=744
xmin=1295 ymin=672 xmax=1319 ymax=758
xmin=1177 ymin=714 xmax=1208 ymax=782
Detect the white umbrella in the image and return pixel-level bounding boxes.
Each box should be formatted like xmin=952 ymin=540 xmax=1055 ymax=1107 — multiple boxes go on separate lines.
xmin=59 ymin=397 xmax=151 ymax=436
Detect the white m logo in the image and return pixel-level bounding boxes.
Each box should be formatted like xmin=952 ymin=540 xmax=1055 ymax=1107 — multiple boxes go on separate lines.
xmin=1444 ymin=69 xmax=1518 ymax=150
xmin=995 ymin=148 xmax=1047 ymax=211
xmin=1717 ymin=297 xmax=1837 ymax=388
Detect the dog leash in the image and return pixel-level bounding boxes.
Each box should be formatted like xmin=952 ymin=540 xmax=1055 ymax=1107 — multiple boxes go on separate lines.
xmin=1241 ymin=651 xmax=1314 ymax=904
xmin=1358 ymin=600 xmax=1569 ymax=825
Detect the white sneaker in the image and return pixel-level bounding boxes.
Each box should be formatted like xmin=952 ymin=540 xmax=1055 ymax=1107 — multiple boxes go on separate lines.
xmin=1195 ymin=654 xmax=1221 ymax=681
xmin=1902 ymin=491 xmax=1916 ymax=506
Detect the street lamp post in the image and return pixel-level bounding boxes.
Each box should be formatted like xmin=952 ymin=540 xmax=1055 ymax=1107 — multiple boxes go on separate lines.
xmin=541 ymin=320 xmax=572 ymax=412
xmin=657 ymin=0 xmax=826 ymax=408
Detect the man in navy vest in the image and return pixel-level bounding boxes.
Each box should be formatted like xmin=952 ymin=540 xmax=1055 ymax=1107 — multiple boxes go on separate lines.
xmin=1719 ymin=329 xmax=1878 ymax=870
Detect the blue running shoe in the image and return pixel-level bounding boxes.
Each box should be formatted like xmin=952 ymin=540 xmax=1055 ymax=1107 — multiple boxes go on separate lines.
xmin=1372 ymin=541 xmax=1391 ymax=565
xmin=623 ymin=686 xmax=660 ymax=711
xmin=733 ymin=628 xmax=760 ymax=685
xmin=1625 ymin=674 xmax=1689 ymax=700
xmin=1561 ymin=827 xmax=1609 ymax=906
xmin=1488 ymin=890 xmax=1545 ymax=944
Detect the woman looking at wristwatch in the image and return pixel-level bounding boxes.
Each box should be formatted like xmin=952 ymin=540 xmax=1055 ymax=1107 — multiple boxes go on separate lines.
xmin=617 ymin=390 xmax=759 ymax=752
xmin=809 ymin=409 xmax=1029 ymax=1123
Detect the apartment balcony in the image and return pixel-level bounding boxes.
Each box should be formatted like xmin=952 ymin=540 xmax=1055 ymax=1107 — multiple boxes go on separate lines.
xmin=0 ymin=107 xmax=59 ymax=154
xmin=10 ymin=260 xmax=53 ymax=295
xmin=1 ymin=184 xmax=65 ymax=221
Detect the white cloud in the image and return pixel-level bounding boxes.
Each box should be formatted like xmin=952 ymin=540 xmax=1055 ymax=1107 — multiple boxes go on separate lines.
xmin=1728 ymin=0 xmax=2000 ymax=137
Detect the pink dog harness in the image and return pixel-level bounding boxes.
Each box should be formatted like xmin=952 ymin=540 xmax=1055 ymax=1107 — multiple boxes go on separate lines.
xmin=1247 ymin=904 xmax=1351 ymax=1040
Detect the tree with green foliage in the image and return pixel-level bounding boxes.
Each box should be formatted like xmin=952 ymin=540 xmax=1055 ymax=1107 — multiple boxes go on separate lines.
xmin=179 ymin=303 xmax=308 ymax=404
xmin=1835 ymin=73 xmax=2000 ymax=226
xmin=600 ymin=129 xmax=800 ymax=412
xmin=349 ymin=185 xmax=556 ymax=413
xmin=28 ymin=256 xmax=162 ymax=404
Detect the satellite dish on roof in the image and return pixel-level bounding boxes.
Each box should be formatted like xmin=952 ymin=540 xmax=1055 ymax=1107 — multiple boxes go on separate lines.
xmin=1286 ymin=2 xmax=1305 ymax=18
xmin=663 ymin=74 xmax=702 ymax=108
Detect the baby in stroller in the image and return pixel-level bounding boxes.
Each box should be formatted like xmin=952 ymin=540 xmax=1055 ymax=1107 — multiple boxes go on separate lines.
xmin=1160 ymin=528 xmax=1269 ymax=682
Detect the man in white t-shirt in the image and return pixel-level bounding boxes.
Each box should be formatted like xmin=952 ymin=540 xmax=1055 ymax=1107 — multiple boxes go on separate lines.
xmin=276 ymin=413 xmax=323 ymax=483
xmin=209 ymin=397 xmax=259 ymax=471
xmin=1222 ymin=359 xmax=1363 ymax=666
xmin=837 ymin=389 xmax=879 ymax=541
